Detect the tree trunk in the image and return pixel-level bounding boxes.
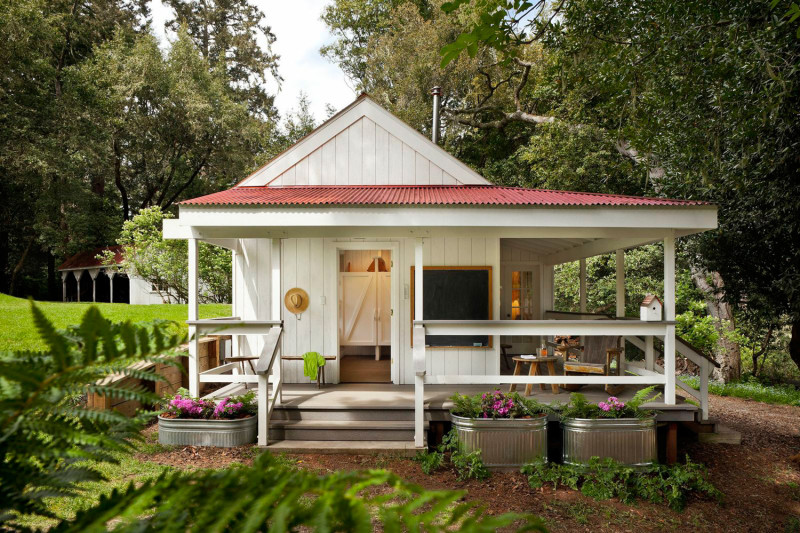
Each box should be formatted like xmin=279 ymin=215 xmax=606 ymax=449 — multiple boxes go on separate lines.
xmin=9 ymin=235 xmax=34 ymax=296
xmin=0 ymin=230 xmax=8 ymax=293
xmin=690 ymin=266 xmax=741 ymax=382
xmin=790 ymin=320 xmax=800 ymax=374
xmin=47 ymin=252 xmax=58 ymax=301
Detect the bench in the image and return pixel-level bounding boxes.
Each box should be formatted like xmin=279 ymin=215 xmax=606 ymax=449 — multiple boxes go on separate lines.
xmin=281 ymin=355 xmax=336 ymax=388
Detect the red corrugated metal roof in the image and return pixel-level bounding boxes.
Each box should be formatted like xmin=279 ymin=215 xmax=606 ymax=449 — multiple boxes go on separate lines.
xmin=59 ymin=245 xmax=123 ymax=271
xmin=179 ymin=185 xmax=709 ymax=207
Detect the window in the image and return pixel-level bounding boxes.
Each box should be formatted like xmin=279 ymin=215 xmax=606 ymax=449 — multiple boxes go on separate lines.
xmin=511 ymin=271 xmax=534 ymax=320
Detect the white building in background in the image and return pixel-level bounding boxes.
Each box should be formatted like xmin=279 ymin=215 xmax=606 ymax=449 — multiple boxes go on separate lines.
xmin=58 ymin=246 xmax=165 ymax=305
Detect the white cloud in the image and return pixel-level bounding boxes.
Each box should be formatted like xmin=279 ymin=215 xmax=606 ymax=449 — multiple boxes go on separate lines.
xmin=149 ymin=0 xmax=355 ymax=121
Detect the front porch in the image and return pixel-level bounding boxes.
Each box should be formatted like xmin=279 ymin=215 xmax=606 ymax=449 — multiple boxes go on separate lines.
xmin=206 ymin=382 xmax=698 ymax=421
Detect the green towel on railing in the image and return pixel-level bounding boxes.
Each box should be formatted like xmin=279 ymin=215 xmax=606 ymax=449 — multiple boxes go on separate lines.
xmin=302 ymin=351 xmax=326 ymax=381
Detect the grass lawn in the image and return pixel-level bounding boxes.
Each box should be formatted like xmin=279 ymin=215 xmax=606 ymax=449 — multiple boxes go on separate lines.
xmin=681 ymin=375 xmax=800 ymax=406
xmin=0 ymin=293 xmax=230 ymax=353
xmin=14 ymin=433 xmax=176 ymax=531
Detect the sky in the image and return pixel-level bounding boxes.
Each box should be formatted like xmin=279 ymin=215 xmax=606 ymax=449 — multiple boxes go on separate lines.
xmin=149 ymin=0 xmax=356 ymax=122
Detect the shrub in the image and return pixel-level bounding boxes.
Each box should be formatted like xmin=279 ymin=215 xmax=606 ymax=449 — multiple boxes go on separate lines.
xmin=450 ymin=390 xmax=551 ymax=419
xmin=415 ymin=429 xmax=491 ymax=481
xmin=521 ymin=456 xmax=723 ymax=511
xmin=560 ymin=386 xmax=661 ymax=419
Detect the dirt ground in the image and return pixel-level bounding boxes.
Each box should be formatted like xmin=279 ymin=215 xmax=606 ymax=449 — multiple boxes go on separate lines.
xmin=138 ymin=396 xmax=800 ymax=532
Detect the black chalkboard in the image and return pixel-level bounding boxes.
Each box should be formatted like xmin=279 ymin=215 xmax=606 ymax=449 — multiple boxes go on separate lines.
xmin=411 ymin=267 xmax=492 ymax=347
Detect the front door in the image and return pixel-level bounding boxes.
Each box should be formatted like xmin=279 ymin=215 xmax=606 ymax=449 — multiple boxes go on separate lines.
xmin=338 ymin=250 xmax=392 ymax=383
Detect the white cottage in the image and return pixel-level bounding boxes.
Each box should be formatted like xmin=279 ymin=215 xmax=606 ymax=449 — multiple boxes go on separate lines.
xmin=164 ymin=94 xmax=719 ymax=450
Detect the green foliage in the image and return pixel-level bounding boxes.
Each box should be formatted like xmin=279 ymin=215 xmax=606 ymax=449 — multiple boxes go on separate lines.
xmin=1 ymin=304 xmax=542 ymax=531
xmin=110 ymin=206 xmax=232 ymax=304
xmin=415 ymin=429 xmax=492 ymax=481
xmin=681 ymin=375 xmax=800 ymax=406
xmin=0 ymin=301 xmax=184 ymax=526
xmin=521 ymin=456 xmax=723 ymax=511
xmin=560 ymin=386 xmax=661 ymax=419
xmin=57 ymin=452 xmax=543 ymax=533
xmin=164 ymin=0 xmax=280 ymax=118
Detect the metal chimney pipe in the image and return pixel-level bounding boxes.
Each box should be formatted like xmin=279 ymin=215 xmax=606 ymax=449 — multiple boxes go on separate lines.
xmin=431 ymin=86 xmax=442 ymax=144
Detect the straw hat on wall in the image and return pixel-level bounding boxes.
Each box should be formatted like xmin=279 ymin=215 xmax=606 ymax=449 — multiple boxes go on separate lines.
xmin=284 ymin=288 xmax=310 ymax=315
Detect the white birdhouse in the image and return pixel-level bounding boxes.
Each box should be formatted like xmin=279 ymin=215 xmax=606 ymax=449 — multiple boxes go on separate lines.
xmin=640 ymin=295 xmax=663 ymax=321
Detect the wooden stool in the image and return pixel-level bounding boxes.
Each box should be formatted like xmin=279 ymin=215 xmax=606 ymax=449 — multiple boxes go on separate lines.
xmin=509 ymin=356 xmax=560 ymax=396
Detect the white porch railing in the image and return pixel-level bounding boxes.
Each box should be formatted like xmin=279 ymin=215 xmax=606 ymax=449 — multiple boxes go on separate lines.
xmin=412 ymin=319 xmax=679 ymax=446
xmin=186 ymin=317 xmax=283 ymax=446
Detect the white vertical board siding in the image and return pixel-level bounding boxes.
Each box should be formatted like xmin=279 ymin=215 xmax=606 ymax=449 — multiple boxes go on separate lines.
xmin=233 ymin=239 xmax=271 ymax=361
xmin=264 ymin=117 xmax=472 ymax=187
xmin=233 ymin=234 xmax=500 ymax=385
xmin=399 ymin=235 xmax=500 ymax=384
xmin=375 ymin=125 xmax=389 ymax=184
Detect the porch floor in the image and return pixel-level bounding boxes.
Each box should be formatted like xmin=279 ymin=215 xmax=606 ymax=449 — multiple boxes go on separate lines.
xmin=206 ymin=383 xmax=697 ymax=421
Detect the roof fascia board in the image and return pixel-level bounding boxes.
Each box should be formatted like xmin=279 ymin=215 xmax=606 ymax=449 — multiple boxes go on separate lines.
xmin=174 ymin=205 xmax=718 ymax=231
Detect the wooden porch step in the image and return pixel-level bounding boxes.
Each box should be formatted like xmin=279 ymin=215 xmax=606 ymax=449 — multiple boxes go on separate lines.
xmin=681 ymin=420 xmax=742 ymax=444
xmin=268 ymin=419 xmax=427 ymax=442
xmin=697 ymin=424 xmax=741 ymax=445
xmin=271 ymin=406 xmax=419 ymax=422
xmin=264 ymin=439 xmax=424 ymax=456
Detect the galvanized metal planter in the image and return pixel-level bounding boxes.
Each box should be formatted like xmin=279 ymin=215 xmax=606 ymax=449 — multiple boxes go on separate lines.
xmin=561 ymin=416 xmax=657 ymax=467
xmin=451 ymin=414 xmax=548 ymax=468
xmin=158 ymin=415 xmax=257 ymax=447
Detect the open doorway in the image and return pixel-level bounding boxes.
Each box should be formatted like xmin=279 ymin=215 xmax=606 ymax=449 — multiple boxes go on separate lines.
xmin=338 ymin=249 xmax=392 ymax=383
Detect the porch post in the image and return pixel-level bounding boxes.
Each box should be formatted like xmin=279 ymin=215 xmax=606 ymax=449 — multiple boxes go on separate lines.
xmin=664 ymin=233 xmax=676 ymax=404
xmin=61 ymin=272 xmax=68 ymax=302
xmin=645 ymin=335 xmax=655 ymax=371
xmin=615 ymin=250 xmax=626 ymax=374
xmin=579 ymin=258 xmax=587 ymax=314
xmin=89 ymin=268 xmax=99 ymax=303
xmin=413 ymin=238 xmax=425 ymax=448
xmin=270 ymin=238 xmax=282 ymax=404
xmin=615 ymin=249 xmax=625 ymax=318
xmin=75 ymin=270 xmax=81 ymax=302
xmin=109 ymin=272 xmax=115 ymax=303
xmin=188 ymin=238 xmax=200 ymax=397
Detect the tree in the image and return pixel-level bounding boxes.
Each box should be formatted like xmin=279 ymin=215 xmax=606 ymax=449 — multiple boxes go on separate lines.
xmin=0 ymin=0 xmax=148 ymax=299
xmin=433 ymin=0 xmax=800 ymax=378
xmin=165 ymin=0 xmax=281 ymax=118
xmin=106 ymin=206 xmax=232 ymax=303
xmin=70 ymin=29 xmax=267 ymax=221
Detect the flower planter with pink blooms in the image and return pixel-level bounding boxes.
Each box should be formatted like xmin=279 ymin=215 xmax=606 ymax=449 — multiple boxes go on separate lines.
xmin=448 ymin=390 xmax=550 ymax=468
xmin=560 ymin=387 xmax=661 ymax=467
xmin=158 ymin=389 xmax=257 ymax=447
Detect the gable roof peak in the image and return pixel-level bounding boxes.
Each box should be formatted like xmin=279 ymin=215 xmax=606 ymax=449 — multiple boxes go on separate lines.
xmin=238 ymin=94 xmax=489 ymax=187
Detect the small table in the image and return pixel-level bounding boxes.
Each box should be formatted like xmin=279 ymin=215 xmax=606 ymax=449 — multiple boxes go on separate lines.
xmin=509 ymin=356 xmax=560 ymax=396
